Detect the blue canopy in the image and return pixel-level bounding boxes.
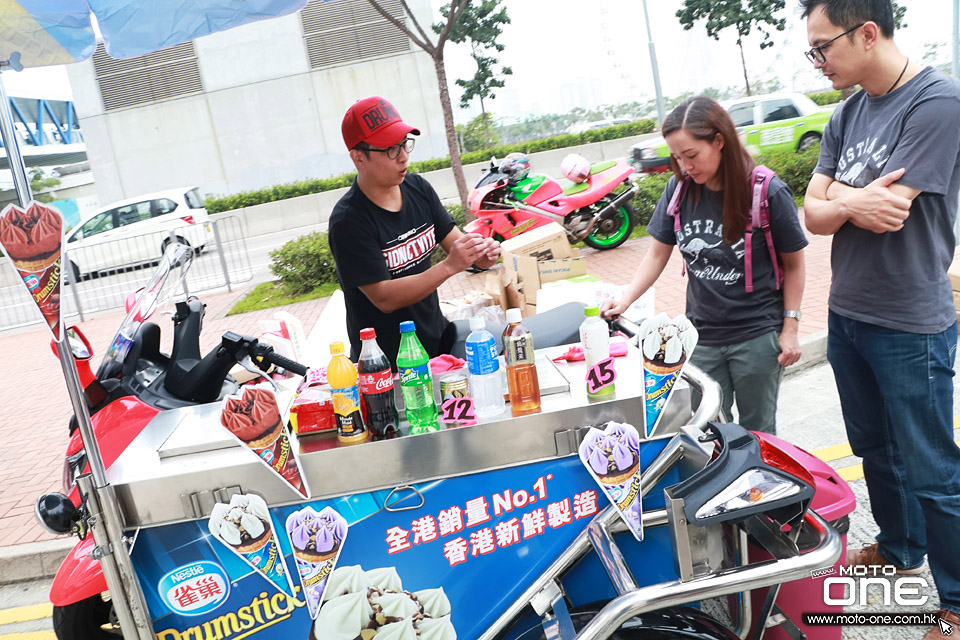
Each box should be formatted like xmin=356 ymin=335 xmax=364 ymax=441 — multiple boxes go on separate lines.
xmin=0 ymin=0 xmax=309 ymax=67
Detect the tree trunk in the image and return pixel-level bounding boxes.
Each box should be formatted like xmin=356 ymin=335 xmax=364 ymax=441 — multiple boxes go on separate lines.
xmin=479 ymin=95 xmax=491 ymax=148
xmin=738 ymin=39 xmax=752 ymax=96
xmin=432 ymin=53 xmax=471 ymax=216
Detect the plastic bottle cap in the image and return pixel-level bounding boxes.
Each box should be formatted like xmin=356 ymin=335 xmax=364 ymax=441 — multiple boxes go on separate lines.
xmin=584 ymin=305 xmax=600 ymax=317
xmin=330 ymin=341 xmax=344 ymax=355
xmin=359 ymin=328 xmax=376 ymax=340
xmin=469 ymin=316 xmax=485 ymax=331
xmin=399 ymin=320 xmax=416 ymax=333
xmin=506 ymin=308 xmax=522 ymax=323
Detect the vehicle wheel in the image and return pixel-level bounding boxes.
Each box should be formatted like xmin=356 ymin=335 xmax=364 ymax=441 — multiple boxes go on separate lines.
xmin=797 ymin=132 xmax=821 ymax=152
xmin=53 ymin=594 xmax=121 ymax=639
xmin=160 ymin=236 xmax=191 ymax=266
xmin=583 ymin=197 xmax=635 ymax=250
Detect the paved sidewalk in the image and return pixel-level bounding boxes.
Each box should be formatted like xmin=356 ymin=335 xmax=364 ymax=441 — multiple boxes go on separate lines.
xmin=0 ymin=226 xmax=832 ymax=557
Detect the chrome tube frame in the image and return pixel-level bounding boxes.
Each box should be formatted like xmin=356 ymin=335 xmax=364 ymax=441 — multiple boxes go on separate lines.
xmin=573 ymin=512 xmax=841 ymax=640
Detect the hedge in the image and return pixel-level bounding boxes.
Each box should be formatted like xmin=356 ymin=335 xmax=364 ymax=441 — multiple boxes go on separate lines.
xmin=806 ymin=90 xmax=843 ymax=106
xmin=205 ymin=119 xmax=657 ymax=214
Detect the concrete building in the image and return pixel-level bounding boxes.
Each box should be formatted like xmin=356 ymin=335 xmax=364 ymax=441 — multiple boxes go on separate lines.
xmin=65 ymin=0 xmax=444 ymax=204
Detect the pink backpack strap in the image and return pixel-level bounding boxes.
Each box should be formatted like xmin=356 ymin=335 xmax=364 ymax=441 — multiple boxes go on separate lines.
xmin=744 ymin=165 xmax=782 ymax=293
xmin=666 ymin=176 xmax=690 ymax=277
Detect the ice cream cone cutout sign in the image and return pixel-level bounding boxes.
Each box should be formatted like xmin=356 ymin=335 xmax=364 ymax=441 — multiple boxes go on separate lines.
xmin=219 ymin=385 xmax=311 ymax=498
xmin=639 ymin=314 xmax=698 ymax=438
xmin=208 ymin=493 xmax=295 ymax=596
xmin=0 ymin=202 xmax=65 ymax=340
xmin=285 ymin=506 xmax=349 ymax=619
xmin=579 ymin=421 xmax=645 ymax=541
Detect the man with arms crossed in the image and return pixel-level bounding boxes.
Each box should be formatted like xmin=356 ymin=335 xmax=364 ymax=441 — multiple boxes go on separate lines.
xmin=329 ymin=96 xmax=499 ymax=366
xmin=801 ymin=1 xmax=960 ymax=636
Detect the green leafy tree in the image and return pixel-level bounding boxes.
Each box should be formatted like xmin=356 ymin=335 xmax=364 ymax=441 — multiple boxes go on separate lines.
xmin=29 ymin=168 xmax=60 ymax=204
xmin=437 ymin=0 xmax=512 ymax=149
xmin=676 ymin=0 xmax=787 ymax=96
xmin=363 ymin=0 xmax=471 ymax=209
xmin=457 ymin=112 xmax=501 ymax=153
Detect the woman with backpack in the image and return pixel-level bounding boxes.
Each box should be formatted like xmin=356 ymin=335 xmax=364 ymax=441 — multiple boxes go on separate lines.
xmin=602 ymin=95 xmax=807 ymax=434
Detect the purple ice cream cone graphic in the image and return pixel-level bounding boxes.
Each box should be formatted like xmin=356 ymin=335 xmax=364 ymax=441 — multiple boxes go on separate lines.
xmin=286 ymin=506 xmax=348 ymax=618
xmin=579 ymin=422 xmax=644 ymax=541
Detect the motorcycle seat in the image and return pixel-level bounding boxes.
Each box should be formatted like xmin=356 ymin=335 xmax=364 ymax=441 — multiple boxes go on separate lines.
xmin=590 ymin=160 xmax=617 ymax=174
xmin=558 ymin=179 xmax=590 ymax=197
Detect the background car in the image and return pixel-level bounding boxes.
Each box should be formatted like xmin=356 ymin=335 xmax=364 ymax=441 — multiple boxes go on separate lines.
xmin=65 ymin=186 xmax=211 ymax=280
xmin=629 ymin=92 xmax=835 ymax=174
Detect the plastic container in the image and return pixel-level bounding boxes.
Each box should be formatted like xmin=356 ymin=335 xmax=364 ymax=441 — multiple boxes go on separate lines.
xmin=580 ymin=305 xmax=615 ymax=400
xmin=289 ymin=387 xmax=335 ymax=434
xmin=502 ymin=308 xmax=541 ymax=417
xmin=740 ymin=432 xmax=856 ymax=640
xmin=396 ymin=321 xmax=439 ymax=434
xmin=357 ymin=327 xmax=401 ymax=440
xmin=327 ymin=341 xmax=369 ymax=445
xmin=464 ymin=316 xmax=506 ymax=419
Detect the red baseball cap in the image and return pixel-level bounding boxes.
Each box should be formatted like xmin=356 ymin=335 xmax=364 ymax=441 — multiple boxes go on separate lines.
xmin=342 ymin=96 xmax=420 ymax=150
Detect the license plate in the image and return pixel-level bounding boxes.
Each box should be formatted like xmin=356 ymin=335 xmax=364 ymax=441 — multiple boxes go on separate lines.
xmin=204 ymin=224 xmax=211 ymax=232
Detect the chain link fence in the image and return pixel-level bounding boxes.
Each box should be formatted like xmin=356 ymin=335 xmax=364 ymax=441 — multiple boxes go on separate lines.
xmin=0 ymin=216 xmax=252 ymax=332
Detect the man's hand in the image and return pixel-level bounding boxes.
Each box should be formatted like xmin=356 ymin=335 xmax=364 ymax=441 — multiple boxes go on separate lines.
xmin=837 ymin=168 xmax=912 ymax=233
xmin=444 ymin=232 xmax=486 ymax=273
xmin=778 ymin=324 xmax=802 ymax=366
xmin=473 ymin=237 xmax=501 ymax=269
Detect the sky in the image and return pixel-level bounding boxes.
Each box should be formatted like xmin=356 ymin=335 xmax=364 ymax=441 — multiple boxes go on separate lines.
xmin=1 ymin=0 xmax=956 ymax=122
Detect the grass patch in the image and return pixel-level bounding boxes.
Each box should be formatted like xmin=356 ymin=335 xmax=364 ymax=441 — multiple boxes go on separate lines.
xmin=228 ymin=281 xmax=340 ymax=315
xmin=629 ymin=224 xmax=650 ymax=240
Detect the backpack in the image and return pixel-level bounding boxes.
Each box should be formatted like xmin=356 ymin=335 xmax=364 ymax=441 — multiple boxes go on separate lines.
xmin=665 ymin=165 xmax=783 ymax=293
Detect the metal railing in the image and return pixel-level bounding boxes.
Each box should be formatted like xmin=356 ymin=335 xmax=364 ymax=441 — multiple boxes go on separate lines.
xmin=0 ymin=216 xmax=251 ymax=332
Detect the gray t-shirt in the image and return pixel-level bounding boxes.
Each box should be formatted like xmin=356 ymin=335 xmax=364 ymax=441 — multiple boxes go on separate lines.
xmin=647 ymin=175 xmax=808 ymax=346
xmin=814 ymin=66 xmax=960 ymax=333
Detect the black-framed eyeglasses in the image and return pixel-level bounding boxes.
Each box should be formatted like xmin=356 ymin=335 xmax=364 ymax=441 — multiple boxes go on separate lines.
xmin=804 ymin=23 xmax=864 ymax=64
xmin=356 ymin=137 xmax=416 ymax=159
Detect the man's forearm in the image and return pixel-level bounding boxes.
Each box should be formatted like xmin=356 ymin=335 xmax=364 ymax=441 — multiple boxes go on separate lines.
xmin=359 ymin=261 xmax=457 ymax=313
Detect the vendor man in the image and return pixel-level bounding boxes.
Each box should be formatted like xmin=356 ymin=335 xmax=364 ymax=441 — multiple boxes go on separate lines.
xmin=328 ymin=96 xmax=500 ymax=366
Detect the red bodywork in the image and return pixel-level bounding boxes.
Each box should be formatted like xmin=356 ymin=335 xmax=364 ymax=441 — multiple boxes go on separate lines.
xmin=51 ymin=396 xmax=160 ymax=606
xmin=466 ymin=161 xmax=635 ymax=241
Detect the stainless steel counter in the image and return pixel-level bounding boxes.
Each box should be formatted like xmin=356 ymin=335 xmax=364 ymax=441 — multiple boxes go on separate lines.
xmin=108 ymin=344 xmax=694 ymax=528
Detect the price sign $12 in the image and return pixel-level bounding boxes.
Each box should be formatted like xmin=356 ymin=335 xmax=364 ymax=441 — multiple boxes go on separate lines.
xmin=440 ymin=397 xmax=477 ymax=425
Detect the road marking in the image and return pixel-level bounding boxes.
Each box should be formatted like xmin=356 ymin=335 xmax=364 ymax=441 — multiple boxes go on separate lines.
xmin=0 ymin=605 xmax=51 ymax=626
xmin=837 ymin=464 xmax=864 ymax=482
xmin=0 ymin=633 xmax=55 ymax=639
xmin=811 ymin=442 xmax=852 ymax=463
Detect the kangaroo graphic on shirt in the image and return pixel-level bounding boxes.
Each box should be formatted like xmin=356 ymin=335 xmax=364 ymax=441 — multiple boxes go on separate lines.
xmin=679 ymin=238 xmax=723 ymax=264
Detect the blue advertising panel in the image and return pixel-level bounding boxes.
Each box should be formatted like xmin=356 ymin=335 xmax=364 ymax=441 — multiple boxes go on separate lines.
xmin=131 ymin=443 xmax=681 ymax=640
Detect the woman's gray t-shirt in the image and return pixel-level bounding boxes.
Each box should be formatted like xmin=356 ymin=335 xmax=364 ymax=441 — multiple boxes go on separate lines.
xmin=647 ymin=175 xmax=808 ymax=346
xmin=814 ymin=66 xmax=960 ymax=334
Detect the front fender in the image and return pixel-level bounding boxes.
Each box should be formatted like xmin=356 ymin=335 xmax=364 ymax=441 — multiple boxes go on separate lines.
xmin=49 ymin=536 xmax=108 ymax=607
xmin=464 ymin=218 xmax=491 ymax=237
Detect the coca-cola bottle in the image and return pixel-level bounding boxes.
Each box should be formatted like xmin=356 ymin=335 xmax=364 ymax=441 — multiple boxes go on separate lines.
xmin=357 ymin=327 xmax=401 ymax=439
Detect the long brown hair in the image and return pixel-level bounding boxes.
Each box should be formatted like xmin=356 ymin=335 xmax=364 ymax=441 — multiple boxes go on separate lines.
xmin=662 ymin=95 xmax=755 ymax=245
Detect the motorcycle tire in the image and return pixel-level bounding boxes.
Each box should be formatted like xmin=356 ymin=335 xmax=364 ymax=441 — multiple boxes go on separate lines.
xmin=583 ymin=197 xmax=635 ymax=251
xmin=53 ymin=593 xmax=121 ymax=639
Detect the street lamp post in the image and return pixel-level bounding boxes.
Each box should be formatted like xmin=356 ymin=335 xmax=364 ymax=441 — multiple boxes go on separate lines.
xmin=640 ymin=0 xmax=666 ymax=126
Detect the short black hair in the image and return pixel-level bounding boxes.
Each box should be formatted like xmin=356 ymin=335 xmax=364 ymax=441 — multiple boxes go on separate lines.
xmin=799 ymin=0 xmax=895 ymax=38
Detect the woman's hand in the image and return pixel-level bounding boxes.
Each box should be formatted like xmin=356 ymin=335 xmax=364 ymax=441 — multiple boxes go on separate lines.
xmin=601 ymin=299 xmax=628 ymax=320
xmin=777 ymin=325 xmax=802 ymax=366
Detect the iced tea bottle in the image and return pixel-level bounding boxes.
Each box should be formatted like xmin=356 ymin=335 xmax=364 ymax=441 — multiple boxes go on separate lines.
xmin=502 ymin=308 xmax=541 ymax=416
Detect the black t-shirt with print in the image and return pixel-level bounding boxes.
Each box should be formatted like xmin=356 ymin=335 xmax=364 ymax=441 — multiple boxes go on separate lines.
xmin=328 ymin=173 xmax=457 ymax=366
xmin=646 ymin=175 xmax=808 ymax=346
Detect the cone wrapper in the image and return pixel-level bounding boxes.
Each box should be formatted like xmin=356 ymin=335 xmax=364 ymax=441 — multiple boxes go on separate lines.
xmin=219 ymin=384 xmax=311 ymax=498
xmin=208 ymin=494 xmax=295 ymax=597
xmin=578 ymin=422 xmax=644 ymax=541
xmin=639 ymin=313 xmax=699 ymax=438
xmin=285 ymin=506 xmax=348 ymax=619
xmin=0 ymin=202 xmax=65 ymax=341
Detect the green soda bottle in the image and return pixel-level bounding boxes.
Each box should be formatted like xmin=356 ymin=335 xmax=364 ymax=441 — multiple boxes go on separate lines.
xmin=396 ymin=321 xmax=439 ymax=434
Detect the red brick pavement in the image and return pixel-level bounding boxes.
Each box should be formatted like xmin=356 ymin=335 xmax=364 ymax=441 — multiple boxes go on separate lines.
xmin=0 ymin=227 xmax=831 ymax=548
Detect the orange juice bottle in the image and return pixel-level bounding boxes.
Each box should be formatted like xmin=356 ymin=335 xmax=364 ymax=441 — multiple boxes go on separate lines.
xmin=328 ymin=342 xmax=369 ymax=445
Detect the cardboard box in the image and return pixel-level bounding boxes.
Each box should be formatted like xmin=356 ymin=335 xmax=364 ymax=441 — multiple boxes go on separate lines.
xmin=499 ymin=222 xmax=573 ymax=261
xmin=951 ymin=248 xmax=960 ymax=291
xmin=502 ymin=250 xmax=587 ymax=296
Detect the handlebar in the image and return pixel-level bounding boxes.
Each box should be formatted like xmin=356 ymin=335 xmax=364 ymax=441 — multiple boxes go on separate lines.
xmin=259 ymin=347 xmax=309 ymax=377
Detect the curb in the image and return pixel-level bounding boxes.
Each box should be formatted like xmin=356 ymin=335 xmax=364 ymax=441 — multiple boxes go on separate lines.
xmin=0 ymin=537 xmax=75 ymax=585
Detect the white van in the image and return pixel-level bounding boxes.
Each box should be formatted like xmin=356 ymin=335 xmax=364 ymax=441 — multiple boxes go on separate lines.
xmin=65 ymin=186 xmax=212 ymax=279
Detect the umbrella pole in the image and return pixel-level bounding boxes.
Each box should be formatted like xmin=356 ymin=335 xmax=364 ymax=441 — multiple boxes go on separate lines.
xmin=0 ymin=67 xmax=33 ymax=206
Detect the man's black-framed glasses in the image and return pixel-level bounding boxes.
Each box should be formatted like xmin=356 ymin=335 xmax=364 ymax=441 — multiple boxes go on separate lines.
xmin=804 ymin=22 xmax=864 ymax=64
xmin=356 ymin=137 xmax=416 ymax=159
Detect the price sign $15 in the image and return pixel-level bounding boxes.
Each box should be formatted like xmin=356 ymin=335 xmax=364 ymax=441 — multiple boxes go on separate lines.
xmin=585 ymin=357 xmax=617 ymax=395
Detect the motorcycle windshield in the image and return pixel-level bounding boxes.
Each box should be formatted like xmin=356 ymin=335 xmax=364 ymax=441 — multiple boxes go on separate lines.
xmin=97 ymin=243 xmax=193 ymax=379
